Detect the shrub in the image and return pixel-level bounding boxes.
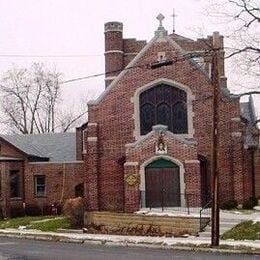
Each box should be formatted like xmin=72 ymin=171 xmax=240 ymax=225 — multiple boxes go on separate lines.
xmin=10 ymin=205 xmax=25 ymax=218
xmin=63 ymin=197 xmax=85 ymax=228
xmin=220 ymin=199 xmax=238 ymax=210
xmin=43 ymin=204 xmax=62 ymax=216
xmin=243 ymin=197 xmax=258 ymax=210
xmin=25 ymin=205 xmax=42 ymax=216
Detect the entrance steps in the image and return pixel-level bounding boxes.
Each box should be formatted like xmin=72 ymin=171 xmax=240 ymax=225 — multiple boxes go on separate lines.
xmin=199 ymin=218 xmax=242 ymax=238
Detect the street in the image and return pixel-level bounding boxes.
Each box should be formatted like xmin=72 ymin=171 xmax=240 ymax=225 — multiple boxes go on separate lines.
xmin=0 ymin=237 xmax=258 ymax=260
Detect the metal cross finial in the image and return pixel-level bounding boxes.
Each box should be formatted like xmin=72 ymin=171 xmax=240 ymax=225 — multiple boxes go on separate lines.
xmin=156 ymin=13 xmax=165 ymax=27
xmin=170 ymin=8 xmax=177 ymax=32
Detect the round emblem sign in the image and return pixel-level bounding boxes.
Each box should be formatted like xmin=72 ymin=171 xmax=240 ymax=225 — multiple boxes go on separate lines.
xmin=125 ymin=174 xmax=138 ymax=186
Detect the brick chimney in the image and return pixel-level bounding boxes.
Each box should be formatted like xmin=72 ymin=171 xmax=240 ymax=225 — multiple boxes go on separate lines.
xmin=104 ymin=22 xmax=124 ymax=87
xmin=212 ymin=31 xmax=226 ymax=88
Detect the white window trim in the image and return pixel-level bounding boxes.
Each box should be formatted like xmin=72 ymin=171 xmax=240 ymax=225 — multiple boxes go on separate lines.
xmin=34 ymin=174 xmax=46 ymax=197
xmin=132 ymin=78 xmax=195 ymax=140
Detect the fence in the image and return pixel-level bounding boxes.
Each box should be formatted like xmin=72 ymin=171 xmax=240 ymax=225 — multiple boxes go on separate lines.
xmin=140 ymin=191 xmax=211 ymax=216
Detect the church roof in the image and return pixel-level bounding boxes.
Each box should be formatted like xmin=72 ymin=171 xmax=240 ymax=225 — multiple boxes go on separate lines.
xmin=240 ymin=101 xmax=255 ymax=125
xmin=0 ymin=132 xmax=76 ymax=162
xmin=240 ymin=98 xmax=258 ymax=149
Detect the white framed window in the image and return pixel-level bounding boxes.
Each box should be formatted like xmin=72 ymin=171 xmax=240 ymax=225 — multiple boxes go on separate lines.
xmin=34 ymin=175 xmax=45 ymax=197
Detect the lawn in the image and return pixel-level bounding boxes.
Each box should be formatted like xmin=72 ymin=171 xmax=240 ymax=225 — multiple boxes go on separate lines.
xmin=0 ymin=216 xmax=70 ymax=232
xmin=222 ymin=220 xmax=260 ymax=240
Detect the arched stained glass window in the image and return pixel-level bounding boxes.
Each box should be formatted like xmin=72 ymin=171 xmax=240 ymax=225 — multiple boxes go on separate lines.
xmin=140 ymin=84 xmax=188 ymax=135
xmin=157 ymin=103 xmax=171 ymax=126
xmin=172 ymin=102 xmax=188 ymax=134
xmin=140 ymin=103 xmax=155 ymax=135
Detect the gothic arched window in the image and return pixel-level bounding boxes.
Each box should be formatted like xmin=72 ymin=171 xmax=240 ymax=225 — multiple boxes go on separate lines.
xmin=140 ymin=84 xmax=188 ymax=135
xmin=172 ymin=102 xmax=188 ymax=134
xmin=157 ymin=103 xmax=171 ymax=126
xmin=140 ymin=103 xmax=155 ymax=135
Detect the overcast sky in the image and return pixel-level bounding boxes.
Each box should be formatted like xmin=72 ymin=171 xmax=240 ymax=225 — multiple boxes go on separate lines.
xmin=0 ymin=0 xmax=259 ymax=119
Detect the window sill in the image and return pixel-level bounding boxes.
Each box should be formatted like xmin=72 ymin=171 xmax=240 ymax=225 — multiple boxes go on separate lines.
xmin=34 ymin=195 xmax=47 ymax=198
xmin=10 ymin=197 xmax=22 ymax=201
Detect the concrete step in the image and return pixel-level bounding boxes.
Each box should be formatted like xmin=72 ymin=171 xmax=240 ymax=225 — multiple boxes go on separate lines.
xmin=199 ymin=226 xmax=235 ymax=237
xmin=218 ymin=222 xmax=240 ymax=228
xmin=220 ymin=218 xmax=244 ymax=223
xmin=199 ymin=232 xmax=211 ymax=238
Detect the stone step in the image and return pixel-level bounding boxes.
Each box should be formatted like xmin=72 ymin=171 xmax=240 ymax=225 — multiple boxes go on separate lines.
xmin=199 ymin=231 xmax=211 ymax=238
xmin=200 ymin=226 xmax=233 ymax=237
xmin=218 ymin=222 xmax=240 ymax=228
xmin=219 ymin=218 xmax=244 ymax=223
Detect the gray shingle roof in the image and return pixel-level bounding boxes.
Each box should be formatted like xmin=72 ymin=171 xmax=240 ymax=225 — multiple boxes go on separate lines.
xmin=0 ymin=132 xmax=76 ymax=162
xmin=240 ymin=102 xmax=254 ymax=124
xmin=240 ymin=99 xmax=258 ymax=149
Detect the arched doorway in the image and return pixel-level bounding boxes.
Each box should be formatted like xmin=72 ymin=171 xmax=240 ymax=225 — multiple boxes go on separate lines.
xmin=145 ymin=159 xmax=180 ymax=208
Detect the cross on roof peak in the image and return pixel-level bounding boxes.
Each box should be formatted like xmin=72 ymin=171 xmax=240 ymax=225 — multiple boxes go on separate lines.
xmin=156 ymin=13 xmax=165 ymax=27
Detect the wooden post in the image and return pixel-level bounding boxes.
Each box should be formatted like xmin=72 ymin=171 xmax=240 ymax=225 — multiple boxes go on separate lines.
xmin=211 ymin=32 xmax=221 ymax=247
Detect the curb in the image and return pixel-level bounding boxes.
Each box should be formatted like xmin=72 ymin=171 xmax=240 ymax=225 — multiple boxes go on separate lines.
xmin=0 ymin=231 xmax=259 ymax=255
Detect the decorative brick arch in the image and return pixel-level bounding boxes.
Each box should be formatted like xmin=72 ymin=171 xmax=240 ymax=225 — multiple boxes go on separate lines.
xmin=132 ymin=78 xmax=195 ymax=139
xmin=139 ymin=155 xmax=186 ymax=208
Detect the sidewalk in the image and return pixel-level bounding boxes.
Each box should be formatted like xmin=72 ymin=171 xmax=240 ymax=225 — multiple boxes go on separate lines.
xmin=0 ymin=228 xmax=259 ymax=253
xmin=0 ymin=209 xmax=259 ymax=254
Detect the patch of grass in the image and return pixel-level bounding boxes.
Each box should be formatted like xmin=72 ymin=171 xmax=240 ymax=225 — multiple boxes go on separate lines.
xmin=0 ymin=216 xmax=55 ymax=229
xmin=222 ymin=221 xmax=260 ymax=240
xmin=29 ymin=217 xmax=70 ymax=232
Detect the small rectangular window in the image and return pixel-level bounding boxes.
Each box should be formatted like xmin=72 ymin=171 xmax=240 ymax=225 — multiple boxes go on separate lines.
xmin=10 ymin=170 xmax=20 ymax=198
xmin=34 ymin=175 xmax=45 ymax=197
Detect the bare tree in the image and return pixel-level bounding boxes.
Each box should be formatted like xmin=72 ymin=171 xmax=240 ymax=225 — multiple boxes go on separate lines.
xmin=206 ymin=0 xmax=259 ymax=86
xmin=0 ymin=63 xmax=86 ymax=134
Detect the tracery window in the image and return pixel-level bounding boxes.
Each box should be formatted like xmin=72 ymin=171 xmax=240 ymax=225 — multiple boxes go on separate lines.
xmin=140 ymin=84 xmax=188 ymax=135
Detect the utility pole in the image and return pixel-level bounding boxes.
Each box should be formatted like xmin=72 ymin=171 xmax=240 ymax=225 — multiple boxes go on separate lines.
xmin=211 ymin=32 xmax=221 ymax=247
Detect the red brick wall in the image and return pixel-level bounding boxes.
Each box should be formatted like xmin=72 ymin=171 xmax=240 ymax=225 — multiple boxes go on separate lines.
xmin=255 ymin=150 xmax=260 ymax=198
xmin=86 ymin=27 xmax=254 ymax=212
xmin=0 ymin=139 xmax=26 ymax=159
xmin=87 ymin=39 xmax=216 ymax=211
xmin=24 ymin=162 xmax=85 ymax=207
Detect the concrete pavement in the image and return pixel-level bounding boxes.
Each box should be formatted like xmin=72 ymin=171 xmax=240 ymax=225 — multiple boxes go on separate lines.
xmin=0 ymin=237 xmax=258 ymax=260
xmin=0 ymin=227 xmax=259 ymax=255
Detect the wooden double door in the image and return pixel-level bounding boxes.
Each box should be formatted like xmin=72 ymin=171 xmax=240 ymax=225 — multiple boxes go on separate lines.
xmin=145 ymin=163 xmax=180 ymax=208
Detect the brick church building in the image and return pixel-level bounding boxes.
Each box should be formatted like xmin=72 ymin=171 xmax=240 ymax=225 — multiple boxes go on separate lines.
xmin=0 ymin=15 xmax=259 ymax=216
xmin=83 ymin=16 xmax=259 ymax=212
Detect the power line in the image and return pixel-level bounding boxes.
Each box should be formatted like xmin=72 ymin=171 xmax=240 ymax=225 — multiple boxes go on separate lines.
xmin=0 ymin=54 xmax=103 ymax=58
xmin=60 ymin=50 xmax=214 ymax=84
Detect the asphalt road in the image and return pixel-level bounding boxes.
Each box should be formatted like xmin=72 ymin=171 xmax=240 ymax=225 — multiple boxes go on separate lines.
xmin=0 ymin=237 xmax=258 ymax=260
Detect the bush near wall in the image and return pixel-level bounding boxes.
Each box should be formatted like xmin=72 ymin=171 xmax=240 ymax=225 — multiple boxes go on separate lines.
xmin=220 ymin=199 xmax=238 ymax=210
xmin=242 ymin=197 xmax=258 ymax=210
xmin=25 ymin=203 xmax=62 ymax=216
xmin=63 ymin=197 xmax=85 ymax=228
xmin=10 ymin=205 xmax=25 ymax=218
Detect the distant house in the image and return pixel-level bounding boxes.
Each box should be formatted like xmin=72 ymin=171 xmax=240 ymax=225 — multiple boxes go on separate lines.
xmin=0 ymin=133 xmax=84 ymax=217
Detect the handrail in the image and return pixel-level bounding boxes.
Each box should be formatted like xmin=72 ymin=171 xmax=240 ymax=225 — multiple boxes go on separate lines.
xmin=199 ymin=199 xmax=212 ymax=232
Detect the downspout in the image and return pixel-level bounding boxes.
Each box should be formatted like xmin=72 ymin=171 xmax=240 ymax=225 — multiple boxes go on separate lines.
xmin=252 ymin=149 xmax=256 ymax=198
xmin=60 ymin=162 xmax=66 ymax=203
xmin=22 ymin=160 xmax=26 ymax=210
